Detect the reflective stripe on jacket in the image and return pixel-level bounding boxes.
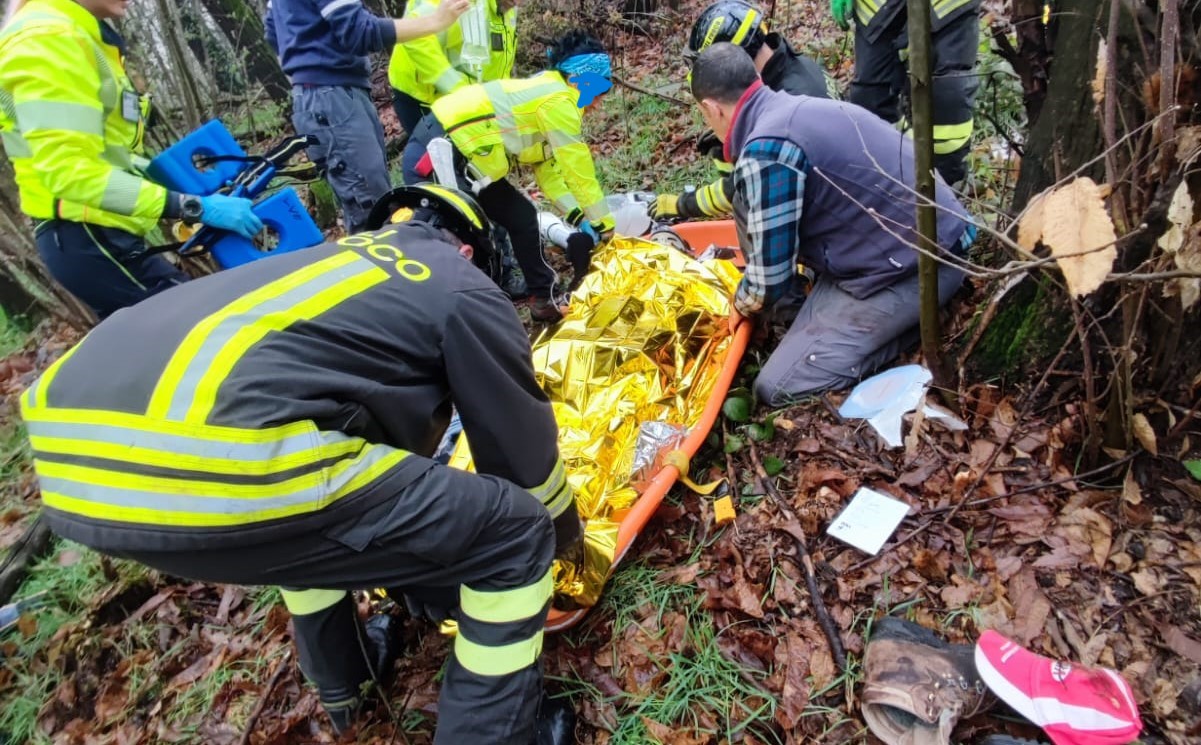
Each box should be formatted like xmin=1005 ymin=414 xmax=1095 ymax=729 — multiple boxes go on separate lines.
xmin=855 ymin=0 xmax=980 ymax=36
xmin=431 ymin=72 xmax=611 ymax=224
xmin=0 ymin=0 xmax=166 ymax=235
xmin=388 ymin=0 xmax=517 ymax=104
xmin=20 ymin=223 xmax=570 ymax=551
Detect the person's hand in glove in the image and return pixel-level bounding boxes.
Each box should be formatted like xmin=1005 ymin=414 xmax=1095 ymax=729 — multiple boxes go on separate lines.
xmin=398 ymin=586 xmax=461 ymax=624
xmin=565 ymin=230 xmax=594 ymax=290
xmin=199 ymin=194 xmax=263 ymax=239
xmin=830 ymin=0 xmax=853 ymax=30
xmin=590 ymin=216 xmax=615 ymax=247
xmin=649 ymin=193 xmax=679 ymax=221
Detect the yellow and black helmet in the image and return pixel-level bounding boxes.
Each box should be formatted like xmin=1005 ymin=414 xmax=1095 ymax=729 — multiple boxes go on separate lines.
xmin=687 ymin=1 xmax=769 ymax=60
xmin=365 ymin=183 xmax=500 ymax=281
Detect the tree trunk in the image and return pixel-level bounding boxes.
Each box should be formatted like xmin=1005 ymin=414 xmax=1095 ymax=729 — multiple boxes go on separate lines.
xmin=201 ymin=0 xmax=291 ymax=102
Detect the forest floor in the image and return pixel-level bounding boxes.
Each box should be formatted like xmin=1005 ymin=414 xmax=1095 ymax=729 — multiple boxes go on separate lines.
xmin=2 ymin=1 xmax=1200 ymax=743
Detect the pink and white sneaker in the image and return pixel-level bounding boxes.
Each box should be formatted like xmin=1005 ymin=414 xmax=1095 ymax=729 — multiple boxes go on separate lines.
xmin=974 ymin=630 xmax=1143 ymax=745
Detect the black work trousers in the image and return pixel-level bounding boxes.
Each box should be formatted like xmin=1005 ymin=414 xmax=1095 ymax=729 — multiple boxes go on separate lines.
xmin=116 ymin=463 xmax=556 ymax=745
xmin=401 ymin=114 xmax=556 ymax=298
xmin=34 ymin=219 xmax=189 ymax=319
xmin=391 ymin=88 xmax=432 ymax=137
xmin=848 ymin=8 xmax=980 ymax=185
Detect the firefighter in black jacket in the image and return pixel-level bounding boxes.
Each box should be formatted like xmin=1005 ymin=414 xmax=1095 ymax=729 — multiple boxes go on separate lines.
xmin=20 ymin=183 xmax=579 ymax=744
xmin=651 ymin=0 xmax=836 ymax=221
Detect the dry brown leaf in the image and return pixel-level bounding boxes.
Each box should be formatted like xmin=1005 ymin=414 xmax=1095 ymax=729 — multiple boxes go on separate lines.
xmin=809 ymin=646 xmax=836 ymax=691
xmin=1165 ymin=221 xmax=1201 ymax=310
xmin=774 ymin=635 xmax=811 ymax=730
xmin=1132 ymin=413 xmax=1158 ymax=456
xmin=1122 ymin=468 xmax=1142 ymax=505
xmin=1041 ymin=178 xmax=1118 ymax=297
xmin=1151 ymin=678 xmax=1179 ymax=718
xmin=1016 ymin=191 xmax=1047 ymax=253
xmin=1009 ymin=568 xmax=1052 ymax=645
xmin=1131 ymin=567 xmax=1165 ymax=596
xmin=1091 ymin=39 xmax=1107 ymax=108
xmin=1158 ymin=180 xmax=1194 ymax=253
xmin=1161 ymin=625 xmax=1201 ymax=666
xmin=1057 ymin=506 xmax=1113 ymax=567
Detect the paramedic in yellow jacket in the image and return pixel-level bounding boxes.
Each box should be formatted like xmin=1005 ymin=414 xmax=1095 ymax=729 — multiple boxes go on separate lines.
xmin=0 ymin=0 xmax=262 ymax=318
xmin=402 ymin=30 xmax=615 ymax=323
xmin=389 ymin=0 xmax=518 ymax=135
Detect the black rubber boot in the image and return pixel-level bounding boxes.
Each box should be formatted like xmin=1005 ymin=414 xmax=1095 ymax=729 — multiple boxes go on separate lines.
xmin=534 ymin=695 xmax=575 ymax=745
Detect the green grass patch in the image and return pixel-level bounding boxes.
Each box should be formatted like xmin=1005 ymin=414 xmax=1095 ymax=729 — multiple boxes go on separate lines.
xmin=587 ymin=80 xmax=712 ymax=195
xmin=0 ymin=544 xmax=151 ymax=744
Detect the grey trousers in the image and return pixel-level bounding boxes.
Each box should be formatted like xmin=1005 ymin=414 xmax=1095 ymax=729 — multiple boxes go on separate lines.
xmin=753 ymin=262 xmax=964 ymax=405
xmin=292 ymin=85 xmax=393 ymax=234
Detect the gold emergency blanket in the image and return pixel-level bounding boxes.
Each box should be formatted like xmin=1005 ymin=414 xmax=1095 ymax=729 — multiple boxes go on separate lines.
xmin=452 ymin=236 xmax=742 ymax=606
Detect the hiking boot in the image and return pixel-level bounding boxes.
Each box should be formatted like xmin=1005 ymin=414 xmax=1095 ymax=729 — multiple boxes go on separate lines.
xmin=530 ymin=297 xmax=564 ymax=323
xmin=862 ymin=617 xmax=990 ymax=745
xmin=534 ymin=695 xmax=575 ymax=745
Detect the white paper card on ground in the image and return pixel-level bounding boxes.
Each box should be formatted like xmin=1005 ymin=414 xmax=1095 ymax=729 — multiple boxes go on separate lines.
xmin=826 ymin=487 xmax=911 ymax=555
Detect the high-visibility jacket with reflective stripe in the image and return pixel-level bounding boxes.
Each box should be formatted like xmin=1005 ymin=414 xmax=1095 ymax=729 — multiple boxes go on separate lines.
xmin=20 ymin=222 xmax=569 ymax=551
xmin=854 ymin=0 xmax=980 ymax=37
xmin=387 ymin=0 xmax=517 ymax=105
xmin=0 ymin=0 xmax=165 ymax=236
xmin=431 ymin=72 xmax=612 ymax=225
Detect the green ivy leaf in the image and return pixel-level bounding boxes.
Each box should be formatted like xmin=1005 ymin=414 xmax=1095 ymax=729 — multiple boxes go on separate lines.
xmin=724 ymin=435 xmax=745 ymax=453
xmin=1185 ymin=460 xmax=1201 ymax=481
xmin=747 ymin=419 xmax=775 ymax=442
xmin=722 ymin=396 xmax=751 ymax=423
xmin=763 ymin=455 xmax=786 ymax=476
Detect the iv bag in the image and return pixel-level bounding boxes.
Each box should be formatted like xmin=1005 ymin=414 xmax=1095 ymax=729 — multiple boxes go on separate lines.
xmin=458 ymin=0 xmax=490 ymax=80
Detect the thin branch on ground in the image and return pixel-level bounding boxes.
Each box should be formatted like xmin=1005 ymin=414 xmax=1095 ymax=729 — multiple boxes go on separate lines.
xmin=612 ymin=74 xmax=690 ymax=106
xmin=237 ymin=650 xmax=292 ymax=745
xmin=746 ymin=439 xmax=848 ymax=672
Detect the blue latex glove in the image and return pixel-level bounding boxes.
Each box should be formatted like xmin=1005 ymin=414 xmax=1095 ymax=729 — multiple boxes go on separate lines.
xmin=199 ymin=194 xmax=263 ymax=239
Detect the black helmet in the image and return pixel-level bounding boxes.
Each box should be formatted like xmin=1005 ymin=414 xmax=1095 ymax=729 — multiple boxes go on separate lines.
xmin=687 ymin=1 xmax=768 ymax=60
xmin=365 ymin=183 xmax=500 ymax=282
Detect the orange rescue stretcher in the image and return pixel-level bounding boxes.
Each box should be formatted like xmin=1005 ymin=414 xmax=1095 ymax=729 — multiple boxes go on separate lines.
xmin=541 ymin=220 xmax=749 ymax=632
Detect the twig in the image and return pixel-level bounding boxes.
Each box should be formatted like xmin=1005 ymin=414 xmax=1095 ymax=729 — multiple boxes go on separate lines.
xmin=920 ymin=453 xmax=1136 ymax=513
xmin=746 ymin=440 xmax=848 ymax=671
xmin=612 ymin=74 xmax=690 ymax=107
xmin=238 ymin=649 xmax=292 ymax=745
xmin=0 ymin=515 xmax=52 ymax=605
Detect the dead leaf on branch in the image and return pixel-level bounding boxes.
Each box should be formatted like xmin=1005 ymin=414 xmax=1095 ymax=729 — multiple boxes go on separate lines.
xmin=1016 ymin=192 xmax=1046 ymax=254
xmin=1040 ymin=178 xmax=1119 ymax=297
xmin=1132 ymin=413 xmax=1159 ymax=456
xmin=1091 ymin=39 xmax=1108 ymax=109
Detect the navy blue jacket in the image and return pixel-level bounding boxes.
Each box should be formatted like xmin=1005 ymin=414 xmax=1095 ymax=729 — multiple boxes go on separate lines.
xmin=265 ymin=0 xmax=398 ymax=89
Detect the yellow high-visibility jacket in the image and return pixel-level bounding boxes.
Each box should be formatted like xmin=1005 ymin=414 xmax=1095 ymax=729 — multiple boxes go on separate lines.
xmin=432 ymin=72 xmax=613 ymax=229
xmin=0 ymin=0 xmax=166 ymax=236
xmin=20 ymin=223 xmax=573 ymax=550
xmin=388 ymin=0 xmax=517 ymax=106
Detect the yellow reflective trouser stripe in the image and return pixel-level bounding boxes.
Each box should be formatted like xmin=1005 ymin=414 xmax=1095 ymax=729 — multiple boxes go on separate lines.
xmin=454 ymin=629 xmax=543 ymax=677
xmin=147 ymin=251 xmax=379 ymax=421
xmin=933 ymin=121 xmax=973 ymax=154
xmin=37 ymin=447 xmax=408 ymax=526
xmin=281 ymin=588 xmax=347 ymax=615
xmin=460 ymin=570 xmax=552 ymax=624
xmin=933 ymin=0 xmax=973 ymax=17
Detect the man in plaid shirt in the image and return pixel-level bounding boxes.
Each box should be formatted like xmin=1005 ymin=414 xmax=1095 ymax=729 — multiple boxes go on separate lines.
xmin=690 ymin=44 xmax=975 ymax=405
